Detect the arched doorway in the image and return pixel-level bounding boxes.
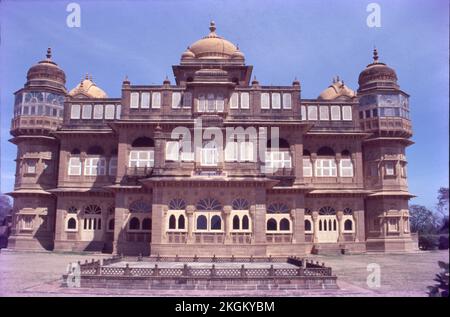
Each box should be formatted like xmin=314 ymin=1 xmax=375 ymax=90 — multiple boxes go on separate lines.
xmin=317 ymin=206 xmax=338 ymax=243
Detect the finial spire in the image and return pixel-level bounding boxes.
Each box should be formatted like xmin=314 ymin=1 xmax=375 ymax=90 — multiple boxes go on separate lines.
xmin=46 ymin=47 xmax=52 ymax=59
xmin=209 ymin=21 xmax=216 ymax=33
xmin=85 ymin=73 xmax=89 ymax=80
xmin=373 ymin=47 xmax=379 ymax=63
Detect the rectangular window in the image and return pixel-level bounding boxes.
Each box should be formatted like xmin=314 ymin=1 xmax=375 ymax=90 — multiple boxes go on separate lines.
xmin=129 ymin=150 xmax=154 ymax=167
xmin=385 ymin=161 xmax=395 ymax=176
xmin=271 ymin=93 xmax=281 ymax=109
xmin=22 ymin=106 xmax=30 ymax=115
xmin=303 ymin=158 xmax=312 ymax=177
xmin=68 ymin=157 xmax=82 ymax=175
xmin=26 ymin=160 xmax=36 ymax=174
xmin=372 ymin=108 xmax=378 ymax=117
xmin=182 ymin=92 xmax=192 ymax=108
xmin=70 ymin=104 xmax=81 ymax=119
xmin=141 ymin=92 xmax=150 ymax=109
xmin=130 ymin=92 xmax=139 ymax=109
xmin=198 ymin=95 xmax=206 ymax=112
xmin=308 ymin=106 xmax=318 ymax=120
xmin=330 ymin=106 xmax=341 ymax=120
xmin=216 ymin=95 xmax=225 ymax=112
xmin=342 ymin=106 xmax=352 ymax=120
xmin=319 ymin=106 xmax=330 ymax=120
xmin=201 ymin=148 xmax=218 ymax=166
xmin=152 ymin=92 xmax=161 ymax=109
xmin=401 ymin=163 xmax=407 ymax=178
xmin=315 ymin=159 xmax=337 ymax=177
xmin=230 ymin=93 xmax=239 ymax=109
xmin=81 ymin=104 xmax=92 ymax=119
xmin=207 ymin=94 xmax=215 ymax=112
xmin=84 ymin=157 xmax=106 ymax=176
xmin=116 ymin=105 xmax=121 ymax=119
xmin=265 ymin=151 xmax=292 ymax=169
xmin=104 ymin=104 xmax=115 ymax=119
xmin=21 ymin=216 xmax=33 ymax=230
xmin=240 ymin=92 xmax=250 ymax=109
xmin=261 ymin=93 xmax=270 ymax=109
xmin=365 ymin=110 xmax=371 ymax=118
xmin=340 ymin=158 xmax=354 ymax=177
xmin=109 ymin=156 xmax=117 ymax=176
xmin=93 ymin=104 xmax=103 ymax=119
xmin=301 ymin=105 xmax=307 ymax=120
xmin=165 ymin=141 xmax=180 ymax=161
xmin=172 ymin=92 xmax=181 ymax=109
xmin=224 ymin=141 xmax=238 ymax=162
xmin=282 ymin=93 xmax=292 ymax=109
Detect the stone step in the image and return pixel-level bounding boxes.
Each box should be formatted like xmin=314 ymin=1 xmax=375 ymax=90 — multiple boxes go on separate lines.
xmin=312 ymin=244 xmax=346 ymax=255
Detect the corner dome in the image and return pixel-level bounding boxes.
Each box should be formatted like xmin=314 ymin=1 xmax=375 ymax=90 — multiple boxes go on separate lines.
xmin=318 ymin=77 xmax=356 ymax=100
xmin=358 ymin=48 xmax=398 ymax=92
xmin=26 ymin=48 xmax=66 ymax=90
xmin=69 ymin=74 xmax=108 ymax=99
xmin=182 ymin=21 xmax=244 ymax=60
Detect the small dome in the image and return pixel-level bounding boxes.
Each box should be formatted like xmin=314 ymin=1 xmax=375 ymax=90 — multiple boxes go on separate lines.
xmin=69 ymin=74 xmax=108 ymax=99
xmin=318 ymin=77 xmax=356 ymax=100
xmin=358 ymin=48 xmax=398 ymax=92
xmin=182 ymin=21 xmax=244 ymax=60
xmin=26 ymin=48 xmax=66 ymax=90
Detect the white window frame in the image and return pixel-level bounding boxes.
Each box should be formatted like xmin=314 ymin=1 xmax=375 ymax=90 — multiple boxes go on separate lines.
xmin=319 ymin=106 xmax=330 ymax=121
xmin=216 ymin=94 xmax=224 ymax=112
xmin=84 ymin=157 xmax=107 ymax=176
xmin=104 ymin=104 xmax=115 ymax=119
xmin=109 ymin=156 xmax=118 ymax=176
xmin=151 ymin=92 xmax=161 ymax=109
xmin=65 ymin=217 xmax=78 ymax=232
xmin=240 ymin=92 xmax=250 ymax=109
xmin=21 ymin=215 xmax=34 ymax=230
xmin=68 ymin=157 xmax=82 ymax=176
xmin=230 ymin=93 xmax=239 ymax=109
xmin=129 ymin=150 xmax=154 ymax=167
xmin=308 ymin=105 xmax=318 ymax=120
xmin=271 ymin=93 xmax=281 ymax=109
xmin=342 ymin=106 xmax=352 ymax=121
xmin=201 ymin=148 xmax=218 ymax=166
xmin=93 ymin=104 xmax=104 ymax=119
xmin=303 ymin=158 xmax=313 ymax=177
xmin=182 ymin=92 xmax=192 ymax=108
xmin=172 ymin=92 xmax=181 ymax=109
xmin=70 ymin=104 xmax=81 ymax=119
xmin=282 ymin=93 xmax=292 ymax=109
xmin=261 ymin=93 xmax=270 ymax=109
xmin=165 ymin=141 xmax=180 ymax=161
xmin=81 ymin=104 xmax=92 ymax=119
xmin=265 ymin=151 xmax=292 ymax=169
xmin=385 ymin=161 xmax=395 ymax=176
xmin=116 ymin=104 xmax=121 ymax=119
xmin=315 ymin=159 xmax=337 ymax=177
xmin=130 ymin=92 xmax=139 ymax=109
xmin=340 ymin=158 xmax=354 ymax=177
xmin=330 ymin=106 xmax=341 ymax=121
xmin=141 ymin=92 xmax=150 ymax=109
xmin=25 ymin=160 xmax=37 ymax=174
xmin=198 ymin=94 xmax=206 ymax=112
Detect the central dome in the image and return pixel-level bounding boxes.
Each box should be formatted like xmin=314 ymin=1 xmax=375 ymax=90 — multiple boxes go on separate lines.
xmin=182 ymin=21 xmax=244 ymax=60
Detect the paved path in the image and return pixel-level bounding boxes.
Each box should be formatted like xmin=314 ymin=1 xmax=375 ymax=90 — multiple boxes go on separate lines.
xmin=0 ymin=249 xmax=447 ymax=296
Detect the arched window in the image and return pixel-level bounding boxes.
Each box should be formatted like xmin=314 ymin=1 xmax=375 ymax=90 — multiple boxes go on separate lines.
xmin=305 ymin=208 xmax=312 ymax=215
xmin=233 ymin=215 xmax=240 ymax=230
xmin=319 ymin=206 xmax=336 ymax=215
xmin=242 ymin=215 xmax=249 ymax=230
xmin=280 ymin=218 xmax=290 ymax=231
xmin=343 ymin=208 xmax=353 ymax=215
xmin=84 ymin=205 xmax=101 ymax=214
xmin=178 ymin=215 xmax=185 ymax=229
xmin=131 ymin=137 xmax=154 ymax=148
xmin=129 ymin=217 xmax=140 ymax=230
xmin=267 ymin=203 xmax=289 ymax=214
xmin=232 ymin=198 xmax=249 ymax=210
xmin=304 ymin=219 xmax=312 ymax=231
xmin=344 ymin=219 xmax=353 ymax=231
xmin=211 ymin=215 xmax=222 ymax=230
xmin=169 ymin=198 xmax=186 ymax=210
xmin=87 ymin=145 xmax=104 ymax=155
xmin=129 ymin=200 xmax=151 ymax=213
xmin=341 ymin=149 xmax=351 ymax=157
xmin=169 ymin=215 xmax=176 ymax=229
xmin=142 ymin=218 xmax=152 ymax=230
xmin=196 ymin=215 xmax=207 ymax=230
xmin=317 ymin=146 xmax=335 ymax=156
xmin=267 ymin=218 xmax=277 ymax=231
xmin=196 ymin=198 xmax=222 ymax=211
xmin=67 ymin=218 xmax=77 ymax=229
xmin=108 ymin=218 xmax=115 ymax=231
xmin=68 ymin=206 xmax=78 ymax=214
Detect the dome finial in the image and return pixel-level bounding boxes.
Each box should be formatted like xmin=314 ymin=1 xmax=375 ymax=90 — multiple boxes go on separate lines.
xmin=85 ymin=73 xmax=89 ymax=80
xmin=209 ymin=20 xmax=216 ymax=33
xmin=46 ymin=47 xmax=52 ymax=59
xmin=373 ymin=47 xmax=379 ymax=63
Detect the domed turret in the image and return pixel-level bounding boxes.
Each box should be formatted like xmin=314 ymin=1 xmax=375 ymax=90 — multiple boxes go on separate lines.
xmin=358 ymin=48 xmax=399 ymax=92
xmin=25 ymin=48 xmax=66 ymax=91
xmin=181 ymin=21 xmax=244 ymax=61
xmin=69 ymin=74 xmax=108 ymax=99
xmin=318 ymin=77 xmax=355 ymax=100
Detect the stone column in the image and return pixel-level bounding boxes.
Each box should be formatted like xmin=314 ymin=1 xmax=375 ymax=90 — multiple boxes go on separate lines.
xmin=53 ymin=199 xmax=66 ymax=245
xmin=153 ymin=125 xmax=165 ymax=175
xmin=312 ymin=211 xmax=319 ymax=243
xmin=354 ymin=208 xmax=365 ymax=242
xmin=223 ymin=205 xmax=232 ymax=243
xmin=253 ymin=189 xmax=267 ymax=244
xmin=113 ymin=192 xmax=127 ymax=255
xmin=186 ymin=205 xmax=195 ymax=243
xmin=292 ymin=138 xmax=304 ymax=185
xmin=337 ymin=210 xmax=344 ymax=242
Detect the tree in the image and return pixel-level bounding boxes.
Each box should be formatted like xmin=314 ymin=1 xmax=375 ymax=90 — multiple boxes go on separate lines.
xmin=428 ymin=261 xmax=449 ymax=297
xmin=0 ymin=195 xmax=12 ymax=223
xmin=409 ymin=204 xmax=439 ymax=234
xmin=437 ymin=187 xmax=449 ymax=233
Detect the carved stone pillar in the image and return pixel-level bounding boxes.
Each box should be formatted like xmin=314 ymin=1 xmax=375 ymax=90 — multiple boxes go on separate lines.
xmin=290 ymin=209 xmax=296 ymax=243
xmin=153 ymin=125 xmax=165 ymax=175
xmin=186 ymin=205 xmax=195 ymax=243
xmin=312 ymin=211 xmax=319 ymax=243
xmin=337 ymin=210 xmax=344 ymax=242
xmin=223 ymin=205 xmax=232 ymax=243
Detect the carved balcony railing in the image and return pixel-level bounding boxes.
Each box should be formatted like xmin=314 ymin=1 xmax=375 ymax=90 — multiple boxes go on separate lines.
xmin=266 ymin=233 xmax=293 ymax=244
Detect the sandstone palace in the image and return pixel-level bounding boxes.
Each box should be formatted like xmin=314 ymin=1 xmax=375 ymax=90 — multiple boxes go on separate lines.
xmin=8 ymin=22 xmax=418 ymax=256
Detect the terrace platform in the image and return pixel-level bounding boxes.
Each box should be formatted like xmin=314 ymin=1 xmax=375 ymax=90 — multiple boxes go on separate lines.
xmin=62 ymin=255 xmax=338 ymax=290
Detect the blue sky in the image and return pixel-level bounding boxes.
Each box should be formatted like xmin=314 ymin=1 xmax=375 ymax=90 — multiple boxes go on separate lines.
xmin=0 ymin=0 xmax=448 ymax=209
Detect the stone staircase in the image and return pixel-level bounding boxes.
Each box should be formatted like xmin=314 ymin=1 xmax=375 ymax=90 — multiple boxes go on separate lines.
xmin=311 ymin=243 xmax=347 ymax=255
